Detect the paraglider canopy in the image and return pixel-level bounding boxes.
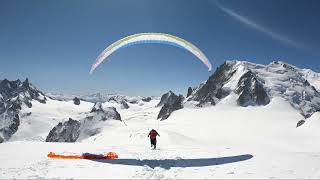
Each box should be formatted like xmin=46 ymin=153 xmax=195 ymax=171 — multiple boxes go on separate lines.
xmin=90 ymin=33 xmax=212 ymax=74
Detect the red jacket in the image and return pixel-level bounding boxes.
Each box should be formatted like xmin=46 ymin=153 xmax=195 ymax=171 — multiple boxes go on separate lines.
xmin=148 ymin=129 xmax=159 ymax=140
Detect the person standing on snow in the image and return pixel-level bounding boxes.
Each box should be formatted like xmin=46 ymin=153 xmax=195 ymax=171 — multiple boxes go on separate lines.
xmin=148 ymin=129 xmax=160 ymax=149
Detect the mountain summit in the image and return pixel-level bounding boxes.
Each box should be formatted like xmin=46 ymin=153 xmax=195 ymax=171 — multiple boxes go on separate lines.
xmin=188 ymin=60 xmax=320 ymax=118
xmin=0 ymin=78 xmax=47 ymax=142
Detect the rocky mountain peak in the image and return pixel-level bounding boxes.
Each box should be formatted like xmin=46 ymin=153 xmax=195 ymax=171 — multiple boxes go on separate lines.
xmin=0 ymin=78 xmax=47 ymax=143
xmin=188 ymin=61 xmax=238 ymax=105
xmin=235 ymin=71 xmax=270 ymax=107
xmin=157 ymin=90 xmax=179 ymax=107
xmin=188 ymin=60 xmax=320 ymax=118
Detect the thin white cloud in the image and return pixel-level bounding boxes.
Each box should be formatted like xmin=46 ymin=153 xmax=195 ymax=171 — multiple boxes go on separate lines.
xmin=217 ymin=4 xmax=303 ymax=48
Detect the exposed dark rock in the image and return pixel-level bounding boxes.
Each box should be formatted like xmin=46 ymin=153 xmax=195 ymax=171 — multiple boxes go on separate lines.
xmin=0 ymin=78 xmax=47 ymax=115
xmin=21 ymin=112 xmax=32 ymax=118
xmin=0 ymin=79 xmax=21 ymax=100
xmin=235 ymin=71 xmax=270 ymax=107
xmin=296 ymin=120 xmax=305 ymax=128
xmin=189 ymin=62 xmax=271 ymax=107
xmin=23 ymin=98 xmax=33 ymax=108
xmin=9 ymin=99 xmax=22 ymax=112
xmin=46 ymin=104 xmax=122 ymax=142
xmin=90 ymin=102 xmax=121 ymax=120
xmin=157 ymin=91 xmax=179 ymax=107
xmin=20 ymin=78 xmax=47 ymax=104
xmin=73 ymin=97 xmax=81 ymax=105
xmin=157 ymin=95 xmax=184 ymax=120
xmin=187 ymin=87 xmax=193 ymax=98
xmin=102 ymin=107 xmax=121 ymax=120
xmin=91 ymin=102 xmax=103 ymax=112
xmin=45 ymin=118 xmax=81 ymax=142
xmin=303 ymin=80 xmax=311 ymax=86
xmin=189 ymin=62 xmax=236 ymax=106
xmin=121 ymin=100 xmax=129 ymax=109
xmin=0 ymin=78 xmax=47 ymax=142
xmin=107 ymin=96 xmax=120 ymax=103
xmin=142 ymin=97 xmax=152 ymax=102
xmin=0 ymin=112 xmax=20 ymax=142
xmin=128 ymin=99 xmax=138 ymax=104
xmin=0 ymin=102 xmax=5 ymax=114
xmin=9 ymin=114 xmax=20 ymax=133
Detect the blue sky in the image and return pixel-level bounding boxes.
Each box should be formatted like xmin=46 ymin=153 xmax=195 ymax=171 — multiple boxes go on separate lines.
xmin=0 ymin=0 xmax=319 ymax=96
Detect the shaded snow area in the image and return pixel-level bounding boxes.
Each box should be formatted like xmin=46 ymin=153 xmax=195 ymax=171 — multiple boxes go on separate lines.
xmin=1 ymin=96 xmax=320 ymax=179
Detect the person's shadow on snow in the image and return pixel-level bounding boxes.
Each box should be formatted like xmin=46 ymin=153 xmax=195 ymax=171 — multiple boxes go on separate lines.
xmin=89 ymin=154 xmax=253 ymax=169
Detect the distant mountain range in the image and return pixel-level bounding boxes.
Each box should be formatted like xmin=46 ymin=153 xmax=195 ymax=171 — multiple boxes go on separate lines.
xmin=46 ymin=92 xmax=158 ymax=104
xmin=158 ymin=60 xmax=320 ymax=120
xmin=0 ymin=60 xmax=319 ymax=143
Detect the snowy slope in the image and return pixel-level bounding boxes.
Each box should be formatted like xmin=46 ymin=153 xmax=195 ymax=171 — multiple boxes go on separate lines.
xmin=1 ymin=61 xmax=320 ymax=179
xmin=1 ymin=96 xmax=320 ymax=179
xmin=11 ymin=98 xmax=94 ymax=141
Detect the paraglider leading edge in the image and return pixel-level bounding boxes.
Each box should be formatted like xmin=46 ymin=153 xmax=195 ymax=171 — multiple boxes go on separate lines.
xmin=90 ymin=33 xmax=212 ymax=74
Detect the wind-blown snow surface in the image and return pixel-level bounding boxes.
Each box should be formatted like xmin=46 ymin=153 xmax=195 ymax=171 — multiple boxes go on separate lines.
xmin=1 ymin=96 xmax=320 ymax=179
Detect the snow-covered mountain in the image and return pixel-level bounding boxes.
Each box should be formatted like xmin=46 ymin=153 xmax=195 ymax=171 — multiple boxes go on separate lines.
xmin=0 ymin=79 xmax=160 ymax=143
xmin=45 ymin=102 xmax=122 ymax=143
xmin=188 ymin=60 xmax=320 ymax=118
xmin=1 ymin=61 xmax=320 ymax=144
xmin=0 ymin=78 xmax=47 ymax=142
xmin=1 ymin=60 xmax=320 ymax=179
xmin=301 ymin=68 xmax=320 ymax=91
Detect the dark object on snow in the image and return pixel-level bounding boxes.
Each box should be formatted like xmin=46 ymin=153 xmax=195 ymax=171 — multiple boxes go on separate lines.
xmin=46 ymin=118 xmax=81 ymax=142
xmin=73 ymin=97 xmax=81 ymax=105
xmin=142 ymin=97 xmax=152 ymax=102
xmin=296 ymin=120 xmax=305 ymax=128
xmin=148 ymin=129 xmax=160 ymax=149
xmin=157 ymin=94 xmax=184 ymax=120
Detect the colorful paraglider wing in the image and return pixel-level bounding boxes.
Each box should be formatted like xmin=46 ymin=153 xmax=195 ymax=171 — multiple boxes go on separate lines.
xmin=90 ymin=33 xmax=212 ymax=74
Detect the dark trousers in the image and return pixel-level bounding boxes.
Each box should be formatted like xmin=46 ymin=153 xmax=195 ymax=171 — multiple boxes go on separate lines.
xmin=150 ymin=138 xmax=157 ymax=148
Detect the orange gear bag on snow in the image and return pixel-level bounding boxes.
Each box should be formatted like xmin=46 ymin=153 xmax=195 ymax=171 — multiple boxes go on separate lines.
xmin=47 ymin=152 xmax=119 ymax=159
xmin=105 ymin=152 xmax=118 ymax=159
